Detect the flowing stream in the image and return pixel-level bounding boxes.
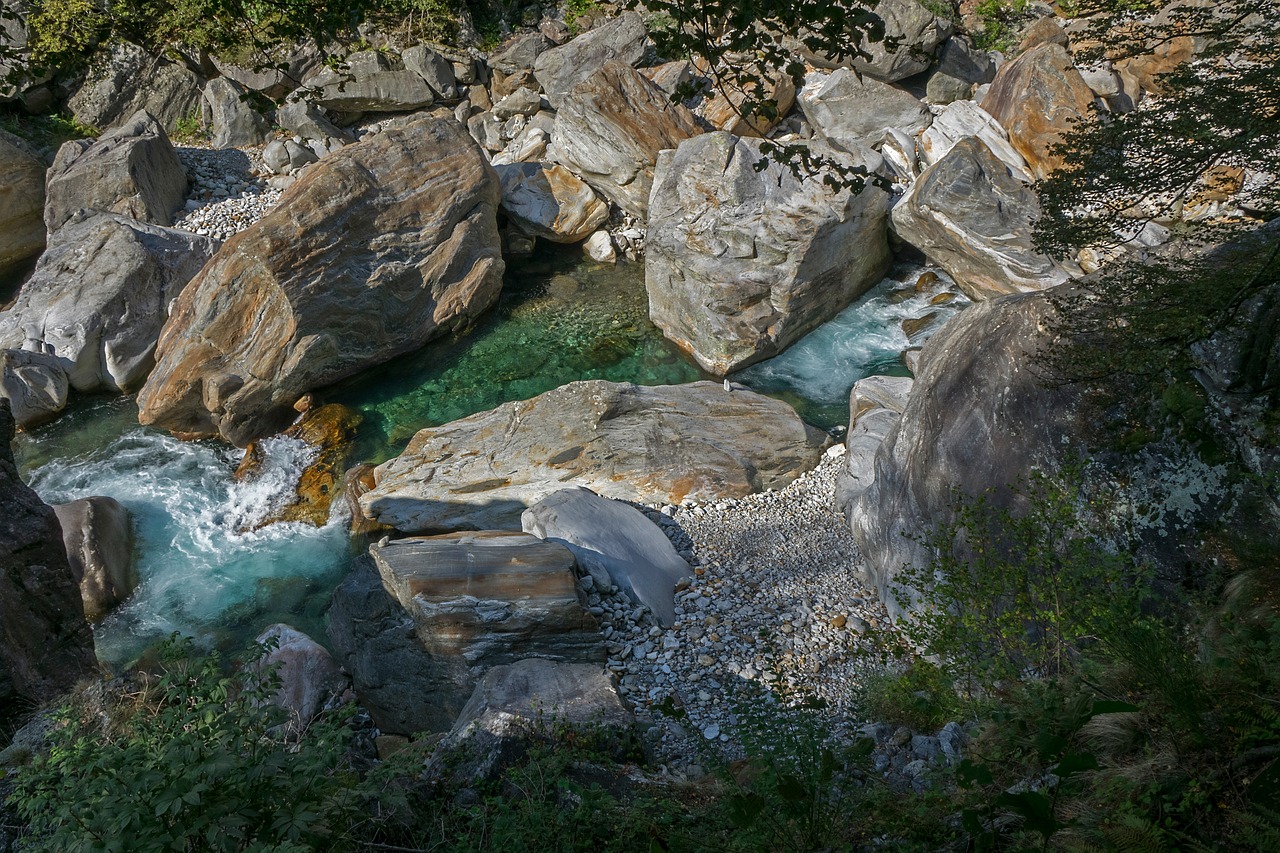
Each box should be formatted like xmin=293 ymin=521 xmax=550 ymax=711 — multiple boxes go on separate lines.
xmin=13 ymin=252 xmax=963 ymax=668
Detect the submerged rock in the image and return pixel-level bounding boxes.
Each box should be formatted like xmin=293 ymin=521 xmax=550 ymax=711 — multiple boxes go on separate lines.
xmin=646 ymin=131 xmax=892 ymax=374
xmin=234 ymin=403 xmax=362 ymax=528
xmin=53 ymin=496 xmax=135 ymax=624
xmin=0 ymin=398 xmax=95 ymax=718
xmin=137 ymin=117 xmax=504 ymax=446
xmin=360 ymin=380 xmax=831 ymax=532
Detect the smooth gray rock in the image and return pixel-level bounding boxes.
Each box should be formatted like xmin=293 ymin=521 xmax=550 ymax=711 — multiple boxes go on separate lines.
xmin=44 ymin=110 xmax=187 ymax=234
xmin=202 ymin=76 xmax=271 ymax=148
xmin=327 ymin=556 xmax=444 ymax=735
xmin=522 ymin=487 xmax=692 ymax=626
xmin=492 ymin=87 xmax=543 ymax=119
xmin=275 ymin=99 xmax=351 ymax=144
xmin=211 ymin=42 xmax=320 ymax=100
xmin=496 ymin=161 xmax=608 ymax=243
xmin=798 ymin=68 xmax=932 ymax=151
xmin=403 ymin=44 xmax=457 ymax=99
xmin=316 ymin=70 xmax=436 ymax=112
xmin=851 ymin=0 xmax=952 ymax=82
xmin=0 ymin=128 xmax=45 ymax=280
xmin=847 ymin=291 xmax=1081 ymax=619
xmin=361 ymin=380 xmax=831 ymax=532
xmin=0 ymin=348 xmax=67 ymax=429
xmin=442 ymin=658 xmax=632 ymax=781
xmin=834 ymin=376 xmax=915 ymax=517
xmin=0 ymin=211 xmax=217 ymax=395
xmin=890 ymin=137 xmax=1069 ymax=300
xmin=489 ymin=32 xmax=554 ymax=75
xmin=68 ymin=43 xmax=203 ymax=134
xmin=533 ymin=11 xmax=650 ymax=108
xmin=549 ymin=61 xmax=700 ymax=219
xmin=52 ymin=496 xmax=134 ymax=623
xmin=0 ymin=398 xmax=94 ymax=719
xmin=926 ymin=36 xmax=996 ymax=104
xmin=646 ymin=131 xmax=892 ymax=374
xmin=137 ymin=118 xmax=504 ymax=446
xmin=362 ymin=532 xmax=603 ymax=732
xmin=253 ymin=624 xmax=348 ymax=727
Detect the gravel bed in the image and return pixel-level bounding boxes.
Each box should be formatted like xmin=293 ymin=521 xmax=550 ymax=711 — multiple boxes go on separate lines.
xmin=576 ymin=448 xmax=897 ymax=767
xmin=172 ymin=145 xmax=281 ymax=241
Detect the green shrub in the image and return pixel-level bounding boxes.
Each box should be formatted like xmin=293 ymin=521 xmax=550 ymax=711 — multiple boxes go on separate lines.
xmin=6 ymin=635 xmax=360 ymax=853
xmin=863 ymin=659 xmax=965 ymax=731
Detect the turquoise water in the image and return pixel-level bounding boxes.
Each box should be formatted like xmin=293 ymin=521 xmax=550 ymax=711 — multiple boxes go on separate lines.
xmin=328 ymin=250 xmax=706 ymax=463
xmin=13 ymin=250 xmax=962 ymax=668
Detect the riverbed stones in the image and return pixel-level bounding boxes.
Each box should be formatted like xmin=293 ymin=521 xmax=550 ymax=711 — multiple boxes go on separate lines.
xmin=137 ymin=117 xmax=504 ymax=446
xmin=522 ymin=487 xmax=692 ymax=626
xmin=360 ymin=380 xmax=831 ymax=532
xmin=0 ymin=398 xmax=95 ymax=718
xmin=981 ymin=42 xmax=1097 ymax=180
xmin=0 ymin=129 xmax=45 ymax=280
xmin=533 ymin=10 xmax=650 ymax=109
xmin=798 ymin=68 xmax=932 ymax=152
xmin=44 ymin=111 xmax=187 ymax=234
xmin=366 ymin=532 xmax=604 ymax=731
xmin=0 ymin=211 xmax=217 ymax=397
xmin=52 ymin=496 xmax=134 ymax=624
xmin=549 ymin=61 xmax=701 ymax=220
xmin=890 ymin=137 xmax=1070 ymax=300
xmin=646 ymin=131 xmax=892 ymax=374
xmin=496 ymin=161 xmax=609 ymax=243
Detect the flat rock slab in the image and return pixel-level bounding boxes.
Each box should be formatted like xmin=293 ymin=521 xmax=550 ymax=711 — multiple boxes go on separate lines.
xmin=359 ymin=379 xmax=831 ymax=532
xmin=533 ymin=11 xmax=650 ymax=108
xmin=522 ymin=487 xmax=691 ymax=626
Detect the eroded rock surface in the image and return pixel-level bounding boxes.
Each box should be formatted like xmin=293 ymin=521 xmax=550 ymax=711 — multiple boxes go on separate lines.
xmin=647 ymin=131 xmax=892 ymax=374
xmin=0 ymin=129 xmax=46 ymax=280
xmin=137 ymin=118 xmax=504 ymax=446
xmin=360 ymin=380 xmax=831 ymax=532
xmin=533 ymin=11 xmax=650 ymax=108
xmin=53 ymin=496 xmax=135 ymax=624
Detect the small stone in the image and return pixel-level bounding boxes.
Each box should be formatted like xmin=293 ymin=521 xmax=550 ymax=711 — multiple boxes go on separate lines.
xmin=702 ymin=723 xmax=720 ymax=740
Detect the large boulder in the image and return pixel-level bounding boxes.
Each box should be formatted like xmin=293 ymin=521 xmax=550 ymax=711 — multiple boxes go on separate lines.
xmin=834 ymin=376 xmax=914 ymax=518
xmin=533 ymin=11 xmax=650 ymax=109
xmin=0 ymin=128 xmax=45 ymax=280
xmin=202 ymin=77 xmax=271 ymax=148
xmin=917 ymin=99 xmax=1032 ymax=182
xmin=798 ymin=68 xmax=932 ymax=152
xmin=365 ymin=532 xmax=603 ymax=732
xmin=549 ymin=62 xmax=701 ymax=220
xmin=496 ymin=161 xmax=609 ymax=243
xmin=850 ymin=0 xmax=952 ymax=82
xmin=253 ymin=624 xmax=348 ymax=727
xmin=212 ymin=42 xmax=321 ymax=100
xmin=315 ymin=70 xmax=437 ymax=113
xmin=981 ymin=42 xmax=1097 ymax=181
xmin=847 ymin=291 xmax=1082 ymax=619
xmin=326 ymin=557 xmax=445 ymax=735
xmin=44 ymin=111 xmax=187 ymax=235
xmin=0 ymin=398 xmax=95 ymax=718
xmin=0 ymin=211 xmax=217 ymax=396
xmin=696 ymin=63 xmax=796 ymax=138
xmin=522 ymin=487 xmax=691 ymax=626
xmin=0 ymin=348 xmax=68 ymax=429
xmin=360 ymin=380 xmax=831 ymax=532
xmin=136 ymin=118 xmax=504 ymax=447
xmin=442 ymin=658 xmax=632 ymax=781
xmin=68 ymin=43 xmax=204 ymax=134
xmin=890 ymin=137 xmax=1070 ymax=300
xmin=646 ymin=131 xmax=892 ymax=374
xmin=52 ymin=496 xmax=134 ymax=624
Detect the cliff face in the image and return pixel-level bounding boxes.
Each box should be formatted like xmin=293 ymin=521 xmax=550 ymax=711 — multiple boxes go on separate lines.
xmin=0 ymin=398 xmax=95 ymax=720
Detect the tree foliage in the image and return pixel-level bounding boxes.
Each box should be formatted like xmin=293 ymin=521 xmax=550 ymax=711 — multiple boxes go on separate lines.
xmin=1033 ymin=0 xmax=1280 ymax=384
